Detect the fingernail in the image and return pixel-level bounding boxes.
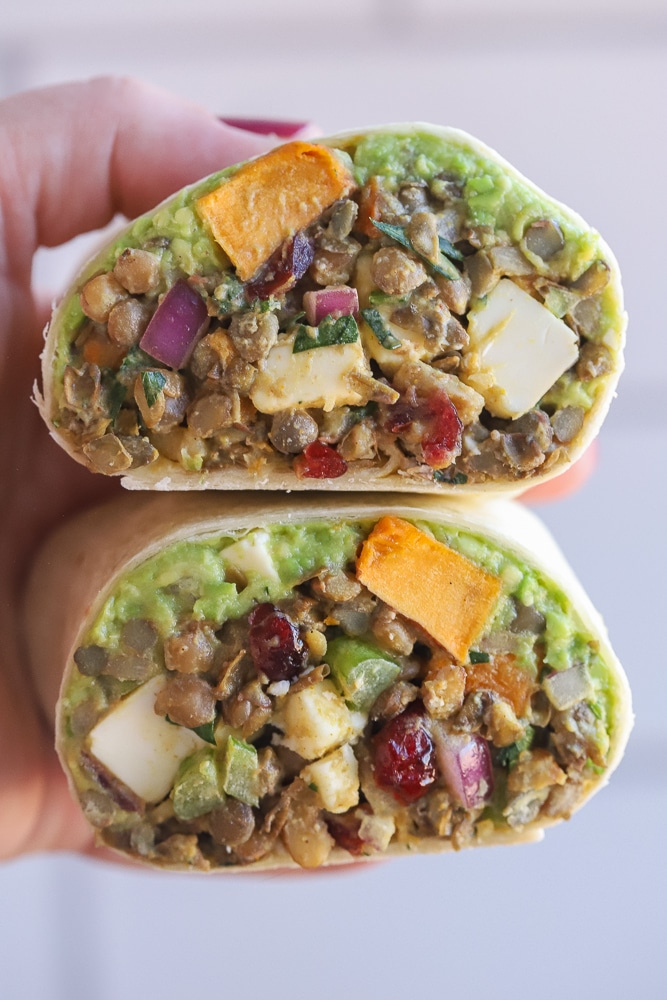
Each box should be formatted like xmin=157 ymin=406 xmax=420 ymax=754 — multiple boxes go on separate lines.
xmin=220 ymin=117 xmax=312 ymax=138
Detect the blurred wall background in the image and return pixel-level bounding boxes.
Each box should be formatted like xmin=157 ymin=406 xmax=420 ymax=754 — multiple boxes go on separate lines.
xmin=1 ymin=3 xmax=665 ymax=998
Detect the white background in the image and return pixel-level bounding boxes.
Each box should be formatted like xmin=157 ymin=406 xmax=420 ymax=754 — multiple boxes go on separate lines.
xmin=1 ymin=2 xmax=665 ymax=998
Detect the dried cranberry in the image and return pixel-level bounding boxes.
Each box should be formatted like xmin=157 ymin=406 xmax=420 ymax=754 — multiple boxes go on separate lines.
xmin=245 ymin=231 xmax=314 ymax=300
xmin=422 ymin=390 xmax=462 ymax=468
xmin=293 ymin=440 xmax=348 ymax=479
xmin=386 ymin=387 xmax=462 ymax=470
xmin=248 ymin=603 xmax=306 ymax=682
xmin=325 ymin=811 xmax=366 ymax=856
xmin=373 ymin=703 xmax=436 ymax=804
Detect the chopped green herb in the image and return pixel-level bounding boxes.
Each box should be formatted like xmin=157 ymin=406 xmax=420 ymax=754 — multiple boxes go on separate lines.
xmin=371 ymin=218 xmax=460 ymax=280
xmin=495 ymin=725 xmax=535 ymax=769
xmin=348 ymin=401 xmax=378 ymax=425
xmin=438 ymin=235 xmax=464 ymax=262
xmin=118 ymin=346 xmax=156 ymax=379
xmin=292 ymin=314 xmax=359 ymax=353
xmin=361 ymin=307 xmax=401 ymax=350
xmin=102 ymin=373 xmax=127 ymax=422
xmin=212 ymin=273 xmax=245 ymax=315
xmin=141 ymin=370 xmax=167 ymax=407
xmin=308 ymin=782 xmax=319 ymax=793
xmin=469 ymin=650 xmax=490 ymax=664
xmin=193 ymin=720 xmax=217 ymax=745
xmin=371 ymin=218 xmax=412 ymax=249
xmin=368 ymin=291 xmax=408 ymax=306
xmin=588 ymin=701 xmax=603 ymax=720
xmin=434 ymin=470 xmax=468 ymax=485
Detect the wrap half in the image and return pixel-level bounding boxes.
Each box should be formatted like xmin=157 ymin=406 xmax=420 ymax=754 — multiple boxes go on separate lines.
xmin=24 ymin=493 xmax=632 ymax=871
xmin=40 ymin=124 xmax=625 ymax=494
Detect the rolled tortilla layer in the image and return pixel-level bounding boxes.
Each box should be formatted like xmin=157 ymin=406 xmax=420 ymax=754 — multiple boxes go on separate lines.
xmin=39 ymin=124 xmax=625 ymax=495
xmin=24 ymin=493 xmax=632 ymax=871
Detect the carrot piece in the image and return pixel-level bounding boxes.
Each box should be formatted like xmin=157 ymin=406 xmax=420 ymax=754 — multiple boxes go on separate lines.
xmin=465 ymin=654 xmax=536 ymax=717
xmin=356 ymin=517 xmax=502 ymax=663
xmin=357 ymin=176 xmax=383 ymax=238
xmin=195 ymin=142 xmax=355 ymax=281
xmin=82 ymin=330 xmax=124 ymax=369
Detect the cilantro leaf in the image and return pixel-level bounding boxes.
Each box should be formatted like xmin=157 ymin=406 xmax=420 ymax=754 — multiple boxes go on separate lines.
xmin=292 ymin=314 xmax=359 ymax=353
xmin=371 ymin=218 xmax=461 ymax=280
xmin=495 ymin=726 xmax=535 ymax=769
xmin=361 ymin=308 xmax=401 ymax=350
xmin=434 ymin=470 xmax=468 ymax=485
xmin=141 ymin=370 xmax=167 ymax=407
xmin=438 ymin=235 xmax=464 ymax=262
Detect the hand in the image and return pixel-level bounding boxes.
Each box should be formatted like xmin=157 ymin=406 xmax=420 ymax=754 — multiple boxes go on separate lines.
xmin=0 ymin=77 xmax=312 ymax=859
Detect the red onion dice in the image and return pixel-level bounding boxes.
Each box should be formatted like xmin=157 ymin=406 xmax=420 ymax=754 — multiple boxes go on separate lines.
xmin=140 ymin=280 xmax=208 ymax=369
xmin=432 ymin=727 xmax=493 ymax=809
xmin=303 ymin=287 xmax=359 ymax=326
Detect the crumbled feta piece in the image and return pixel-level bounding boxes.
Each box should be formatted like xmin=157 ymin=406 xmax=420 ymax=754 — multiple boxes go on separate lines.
xmin=222 ymin=530 xmax=278 ymax=583
xmin=464 ymin=278 xmax=578 ymax=418
xmin=278 ymin=680 xmax=355 ymax=760
xmin=300 ymin=744 xmax=359 ymax=813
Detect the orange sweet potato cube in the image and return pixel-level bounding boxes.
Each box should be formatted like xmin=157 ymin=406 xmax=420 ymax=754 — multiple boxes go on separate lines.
xmin=195 ymin=142 xmax=355 ymax=281
xmin=356 ymin=517 xmax=502 ymax=663
xmin=465 ymin=653 xmax=536 ymax=716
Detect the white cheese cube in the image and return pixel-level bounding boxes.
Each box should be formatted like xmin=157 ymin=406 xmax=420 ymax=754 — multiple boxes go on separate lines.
xmin=278 ymin=680 xmax=355 ymax=760
xmin=300 ymin=744 xmax=360 ymax=813
xmin=465 ymin=278 xmax=579 ymax=418
xmin=222 ymin=530 xmax=278 ymax=583
xmin=249 ymin=331 xmax=370 ymax=413
xmin=88 ymin=675 xmax=205 ymax=803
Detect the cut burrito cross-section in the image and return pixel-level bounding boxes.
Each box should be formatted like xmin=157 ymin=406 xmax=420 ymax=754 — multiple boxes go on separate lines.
xmin=23 ymin=493 xmax=633 ymax=871
xmin=40 ymin=124 xmax=626 ymax=494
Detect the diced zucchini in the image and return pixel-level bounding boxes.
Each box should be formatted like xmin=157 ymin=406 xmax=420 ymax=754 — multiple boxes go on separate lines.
xmin=172 ymin=746 xmax=224 ymax=820
xmin=221 ymin=736 xmax=260 ymax=807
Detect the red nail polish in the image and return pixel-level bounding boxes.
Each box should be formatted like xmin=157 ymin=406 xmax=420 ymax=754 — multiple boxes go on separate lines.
xmin=220 ymin=118 xmax=311 ymax=138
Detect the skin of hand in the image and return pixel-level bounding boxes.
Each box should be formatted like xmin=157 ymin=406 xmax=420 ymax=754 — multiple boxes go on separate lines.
xmin=0 ymin=77 xmax=591 ymax=862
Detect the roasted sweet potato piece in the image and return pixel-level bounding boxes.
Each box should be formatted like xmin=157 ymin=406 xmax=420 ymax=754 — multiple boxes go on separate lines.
xmin=356 ymin=517 xmax=501 ymax=663
xmin=196 ymin=142 xmax=355 ymax=281
xmin=465 ymin=653 xmax=536 ymax=717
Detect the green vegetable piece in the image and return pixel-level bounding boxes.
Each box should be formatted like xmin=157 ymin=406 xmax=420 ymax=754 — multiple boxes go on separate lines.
xmin=141 ymin=370 xmax=167 ymax=407
xmin=361 ymin=307 xmax=401 ymax=350
xmin=221 ymin=736 xmax=259 ymax=806
xmin=371 ymin=218 xmax=460 ymax=281
xmin=102 ymin=373 xmax=127 ymax=422
xmin=368 ymin=291 xmax=408 ymax=306
xmin=495 ymin=725 xmax=535 ymax=770
xmin=213 ymin=273 xmax=245 ymax=316
xmin=327 ymin=637 xmax=401 ymax=712
xmin=292 ymin=314 xmax=359 ymax=353
xmin=469 ymin=650 xmax=490 ymax=664
xmin=193 ymin=719 xmax=217 ymax=745
xmin=433 ymin=470 xmax=468 ymax=485
xmin=172 ymin=746 xmax=224 ymax=821
xmin=438 ymin=235 xmax=464 ymax=262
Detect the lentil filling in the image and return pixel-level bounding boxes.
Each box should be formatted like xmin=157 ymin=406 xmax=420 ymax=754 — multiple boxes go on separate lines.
xmin=47 ymin=128 xmax=624 ymax=488
xmin=61 ymin=516 xmax=620 ymax=870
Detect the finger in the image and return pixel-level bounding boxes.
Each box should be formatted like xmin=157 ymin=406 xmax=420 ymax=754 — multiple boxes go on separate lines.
xmin=0 ymin=76 xmax=283 ymax=261
xmin=220 ymin=117 xmax=322 ymax=140
xmin=520 ymin=442 xmax=598 ymax=505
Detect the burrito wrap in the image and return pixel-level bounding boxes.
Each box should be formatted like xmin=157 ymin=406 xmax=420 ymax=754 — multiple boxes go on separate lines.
xmin=39 ymin=124 xmax=625 ymax=495
xmin=24 ymin=493 xmax=632 ymax=871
